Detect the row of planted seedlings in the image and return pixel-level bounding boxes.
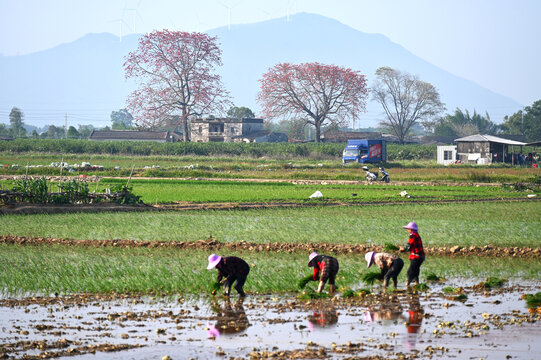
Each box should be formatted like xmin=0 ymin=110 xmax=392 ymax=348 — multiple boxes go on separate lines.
xmin=1 ymin=245 xmax=539 ymax=300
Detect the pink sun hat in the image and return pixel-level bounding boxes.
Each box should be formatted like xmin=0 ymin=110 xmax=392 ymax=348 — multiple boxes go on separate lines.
xmin=402 ymin=221 xmax=418 ymax=231
xmin=308 ymin=252 xmax=318 ymax=266
xmin=207 ymin=254 xmax=222 ymax=270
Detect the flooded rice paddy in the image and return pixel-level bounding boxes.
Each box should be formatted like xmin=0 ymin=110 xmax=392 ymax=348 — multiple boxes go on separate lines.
xmin=0 ymin=278 xmax=539 ymax=360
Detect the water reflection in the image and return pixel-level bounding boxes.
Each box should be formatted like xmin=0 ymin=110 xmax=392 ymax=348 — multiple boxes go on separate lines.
xmin=364 ymin=294 xmax=404 ymax=325
xmin=404 ymin=294 xmax=424 ymax=349
xmin=208 ymin=297 xmax=250 ymax=338
xmin=307 ymin=306 xmax=338 ymax=331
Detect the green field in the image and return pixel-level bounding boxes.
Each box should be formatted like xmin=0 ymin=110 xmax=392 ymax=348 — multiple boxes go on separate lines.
xmin=0 ymin=245 xmax=538 ymax=296
xmin=1 ymin=177 xmax=538 ymax=204
xmin=2 ymin=202 xmax=540 ymax=248
xmin=1 ymin=151 xmax=540 ymax=182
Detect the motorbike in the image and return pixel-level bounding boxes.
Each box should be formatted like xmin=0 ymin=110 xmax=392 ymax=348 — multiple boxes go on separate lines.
xmin=362 ymin=166 xmax=390 ymax=183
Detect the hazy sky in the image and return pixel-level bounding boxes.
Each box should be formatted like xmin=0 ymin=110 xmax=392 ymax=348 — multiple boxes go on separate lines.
xmin=1 ymin=0 xmax=540 ymax=107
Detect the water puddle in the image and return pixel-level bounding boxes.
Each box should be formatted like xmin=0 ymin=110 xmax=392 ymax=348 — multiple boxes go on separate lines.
xmin=0 ymin=279 xmax=539 ymax=359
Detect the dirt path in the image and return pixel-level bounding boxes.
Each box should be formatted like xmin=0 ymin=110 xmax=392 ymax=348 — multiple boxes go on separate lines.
xmin=1 ymin=235 xmax=538 ymax=258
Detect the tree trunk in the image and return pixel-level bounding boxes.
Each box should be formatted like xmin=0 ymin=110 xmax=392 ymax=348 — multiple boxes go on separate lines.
xmin=182 ymin=115 xmax=190 ymax=142
xmin=315 ymin=122 xmax=321 ymax=143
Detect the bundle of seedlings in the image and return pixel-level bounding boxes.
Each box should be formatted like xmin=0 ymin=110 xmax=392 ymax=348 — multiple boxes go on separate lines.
xmin=477 ymin=277 xmax=506 ymax=289
xmin=361 ymin=271 xmax=381 ymax=285
xmin=426 ymin=272 xmax=446 ymax=282
xmin=342 ymin=287 xmax=372 ymax=298
xmin=211 ymin=281 xmax=221 ymax=294
xmin=297 ymin=274 xmax=314 ymax=290
xmin=412 ymin=283 xmax=430 ymax=292
xmin=522 ymin=292 xmax=541 ymax=309
xmin=297 ymin=288 xmax=330 ymax=300
xmin=383 ymin=243 xmax=400 ymax=252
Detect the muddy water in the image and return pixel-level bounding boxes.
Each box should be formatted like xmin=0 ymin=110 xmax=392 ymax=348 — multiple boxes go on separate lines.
xmin=0 ymin=279 xmax=539 ymax=360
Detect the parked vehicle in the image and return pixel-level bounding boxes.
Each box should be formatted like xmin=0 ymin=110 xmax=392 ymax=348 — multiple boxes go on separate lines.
xmin=363 ymin=166 xmax=390 ymax=183
xmin=342 ymin=139 xmax=387 ymax=164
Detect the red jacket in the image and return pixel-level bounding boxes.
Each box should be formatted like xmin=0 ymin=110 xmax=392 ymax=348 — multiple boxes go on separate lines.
xmin=408 ymin=232 xmax=425 ymax=260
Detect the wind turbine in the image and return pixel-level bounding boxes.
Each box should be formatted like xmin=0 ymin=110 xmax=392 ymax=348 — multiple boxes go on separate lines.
xmin=109 ymin=18 xmax=130 ymax=42
xmin=123 ymin=7 xmax=144 ymax=33
xmin=217 ymin=0 xmax=242 ymax=31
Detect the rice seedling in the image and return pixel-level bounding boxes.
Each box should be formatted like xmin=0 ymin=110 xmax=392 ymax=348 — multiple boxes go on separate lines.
xmin=522 ymin=292 xmax=541 ymax=309
xmin=426 ymin=272 xmax=445 ymax=282
xmin=383 ymin=243 xmax=399 ymax=252
xmin=442 ymin=287 xmax=461 ymax=294
xmin=297 ymin=289 xmax=331 ymax=300
xmin=297 ymin=275 xmax=313 ymax=290
xmin=453 ymin=294 xmax=468 ymax=301
xmin=361 ymin=272 xmax=381 ymax=285
xmin=413 ymin=283 xmax=430 ymax=291
xmin=477 ymin=277 xmax=507 ymax=289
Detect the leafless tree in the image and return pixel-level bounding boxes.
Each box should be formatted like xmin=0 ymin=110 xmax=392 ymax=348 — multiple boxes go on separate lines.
xmin=372 ymin=67 xmax=445 ymax=144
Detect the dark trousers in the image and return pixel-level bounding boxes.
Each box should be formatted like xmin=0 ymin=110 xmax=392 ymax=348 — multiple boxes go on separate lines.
xmin=407 ymin=257 xmax=424 ymax=284
xmin=224 ymin=271 xmax=249 ymax=296
xmin=381 ymin=258 xmax=404 ymax=287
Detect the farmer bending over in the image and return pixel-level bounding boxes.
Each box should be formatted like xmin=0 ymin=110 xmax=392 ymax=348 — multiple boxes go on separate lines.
xmin=401 ymin=222 xmax=425 ymax=288
xmin=364 ymin=251 xmax=404 ymax=289
xmin=308 ymin=252 xmax=339 ymax=294
xmin=207 ymin=254 xmax=250 ymax=297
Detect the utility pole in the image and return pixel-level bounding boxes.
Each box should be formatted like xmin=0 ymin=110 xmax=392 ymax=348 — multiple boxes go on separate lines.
xmin=65 ymin=113 xmax=68 ymax=139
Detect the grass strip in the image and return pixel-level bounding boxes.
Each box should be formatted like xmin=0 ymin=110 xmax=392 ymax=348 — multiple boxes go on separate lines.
xmin=1 ymin=202 xmax=540 ymax=248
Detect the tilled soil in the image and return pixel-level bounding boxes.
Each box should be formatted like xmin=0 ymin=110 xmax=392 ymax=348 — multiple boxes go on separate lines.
xmin=1 ymin=235 xmax=539 ymax=258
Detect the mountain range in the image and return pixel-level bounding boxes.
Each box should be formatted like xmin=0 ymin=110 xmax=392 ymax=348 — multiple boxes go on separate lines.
xmin=0 ymin=13 xmax=522 ymax=129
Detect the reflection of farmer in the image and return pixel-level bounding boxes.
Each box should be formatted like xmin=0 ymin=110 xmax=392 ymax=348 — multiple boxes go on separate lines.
xmin=365 ymin=295 xmax=404 ymax=323
xmin=308 ymin=307 xmax=338 ymax=330
xmin=207 ymin=254 xmax=250 ymax=297
xmin=406 ymin=295 xmax=424 ymax=333
xmin=208 ymin=298 xmax=250 ymax=337
xmin=307 ymin=252 xmax=339 ymax=294
xmin=365 ymin=251 xmax=404 ymax=289
xmin=401 ymin=222 xmax=425 ymax=288
xmin=405 ymin=294 xmax=424 ymax=350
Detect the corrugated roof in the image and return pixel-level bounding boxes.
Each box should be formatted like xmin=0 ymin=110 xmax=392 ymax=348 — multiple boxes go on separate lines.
xmin=454 ymin=134 xmax=526 ymax=146
xmin=89 ymin=130 xmax=169 ymax=140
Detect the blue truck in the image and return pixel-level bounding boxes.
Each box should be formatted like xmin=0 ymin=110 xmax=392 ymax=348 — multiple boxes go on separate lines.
xmin=342 ymin=139 xmax=387 ymax=164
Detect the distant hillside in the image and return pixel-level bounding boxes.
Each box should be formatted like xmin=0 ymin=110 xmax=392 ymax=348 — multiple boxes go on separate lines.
xmin=0 ymin=13 xmax=522 ymax=129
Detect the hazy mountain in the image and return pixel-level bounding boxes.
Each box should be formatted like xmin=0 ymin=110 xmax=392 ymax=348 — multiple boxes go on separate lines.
xmin=0 ymin=13 xmax=522 ymax=128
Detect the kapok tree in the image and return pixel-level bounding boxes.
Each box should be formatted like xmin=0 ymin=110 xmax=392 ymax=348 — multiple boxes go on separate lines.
xmin=257 ymin=62 xmax=368 ymax=142
xmin=124 ymin=30 xmax=231 ymax=141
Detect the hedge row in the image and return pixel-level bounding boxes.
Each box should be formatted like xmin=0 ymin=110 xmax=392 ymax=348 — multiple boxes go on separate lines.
xmin=0 ymin=139 xmax=436 ymax=160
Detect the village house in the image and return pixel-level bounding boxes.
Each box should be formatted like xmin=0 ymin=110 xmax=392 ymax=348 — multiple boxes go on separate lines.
xmin=88 ymin=130 xmax=182 ymax=142
xmin=191 ymin=117 xmax=282 ymax=143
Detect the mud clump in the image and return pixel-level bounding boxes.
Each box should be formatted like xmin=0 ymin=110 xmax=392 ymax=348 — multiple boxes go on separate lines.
xmin=1 ymin=235 xmax=539 ymax=258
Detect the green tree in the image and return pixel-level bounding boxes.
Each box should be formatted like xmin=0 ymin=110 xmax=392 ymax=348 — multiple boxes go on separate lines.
xmin=45 ymin=125 xmax=65 ymax=139
xmin=500 ymin=100 xmax=541 ymax=142
xmin=77 ymin=124 xmax=95 ymax=138
xmin=434 ymin=108 xmax=498 ymax=137
xmin=67 ymin=126 xmax=80 ymax=139
xmin=371 ymin=67 xmax=445 ymax=144
xmin=9 ymin=107 xmax=27 ymax=138
xmin=31 ymin=130 xmax=39 ymax=138
xmin=111 ymin=109 xmax=134 ymax=130
xmin=227 ymin=106 xmax=255 ymax=119
xmin=0 ymin=123 xmax=9 ymax=136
